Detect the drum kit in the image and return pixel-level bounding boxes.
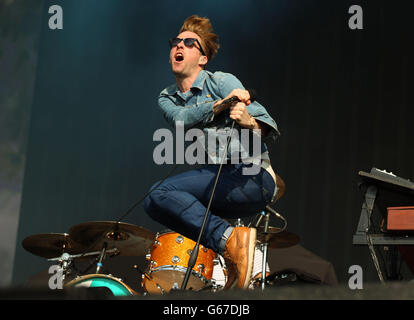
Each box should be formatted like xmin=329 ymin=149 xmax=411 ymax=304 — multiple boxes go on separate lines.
xmin=22 ymin=218 xmax=299 ymax=297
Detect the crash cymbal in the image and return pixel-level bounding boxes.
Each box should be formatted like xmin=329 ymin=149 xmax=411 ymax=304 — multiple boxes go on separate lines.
xmin=68 ymin=221 xmax=155 ymax=256
xmin=22 ymin=233 xmax=86 ymax=259
xmin=256 ymin=226 xmax=300 ymax=249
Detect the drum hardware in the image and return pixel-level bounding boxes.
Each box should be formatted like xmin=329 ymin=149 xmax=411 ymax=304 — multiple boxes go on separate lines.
xmin=95 ymin=242 xmax=108 ymax=274
xmin=171 ymin=282 xmax=180 ymax=290
xmin=46 ymin=247 xmax=120 ymax=261
xmin=251 ymin=205 xmax=297 ymax=290
xmin=197 ymin=264 xmax=205 ymax=273
xmin=250 ymin=271 xmax=304 ymax=288
xmin=264 ymin=271 xmax=299 ymax=286
xmin=47 ymin=252 xmax=72 ymax=282
xmin=234 ymin=218 xmax=245 ymax=227
xmin=46 ymin=247 xmax=120 ymax=281
xmin=176 ymin=235 xmax=184 ymax=244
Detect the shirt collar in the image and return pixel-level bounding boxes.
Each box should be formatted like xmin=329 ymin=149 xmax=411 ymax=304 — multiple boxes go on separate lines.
xmin=190 ymin=69 xmax=208 ymax=91
xmin=173 ymin=70 xmax=208 ymax=96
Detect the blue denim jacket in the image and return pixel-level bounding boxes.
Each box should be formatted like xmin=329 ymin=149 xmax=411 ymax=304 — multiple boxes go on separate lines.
xmin=158 ymin=70 xmax=280 ymax=164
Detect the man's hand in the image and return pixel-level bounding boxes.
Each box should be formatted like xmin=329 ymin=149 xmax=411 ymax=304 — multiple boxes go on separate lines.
xmin=229 ymin=102 xmax=260 ymax=130
xmin=212 ymin=89 xmax=252 ymax=115
xmin=224 ymin=89 xmax=252 ymax=105
xmin=229 ymin=102 xmax=268 ymax=136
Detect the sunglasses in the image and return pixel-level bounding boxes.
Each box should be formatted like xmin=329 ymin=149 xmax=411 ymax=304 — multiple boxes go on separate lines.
xmin=169 ymin=37 xmax=206 ymax=56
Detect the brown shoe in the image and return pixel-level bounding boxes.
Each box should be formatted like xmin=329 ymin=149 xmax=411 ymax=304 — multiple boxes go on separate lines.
xmin=223 ymin=262 xmax=237 ymax=290
xmin=223 ymin=227 xmax=256 ymax=289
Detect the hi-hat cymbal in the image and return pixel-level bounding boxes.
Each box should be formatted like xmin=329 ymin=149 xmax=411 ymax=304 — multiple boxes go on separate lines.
xmin=22 ymin=233 xmax=86 ymax=259
xmin=68 ymin=221 xmax=155 ymax=256
xmin=256 ymin=226 xmax=300 ymax=249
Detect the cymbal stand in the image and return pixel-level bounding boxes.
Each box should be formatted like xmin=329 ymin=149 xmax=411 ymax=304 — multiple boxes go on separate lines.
xmin=47 ymin=253 xmax=72 ymax=282
xmin=48 ymin=247 xmax=119 ymax=278
xmin=252 ymin=205 xmax=287 ymax=290
xmin=253 ymin=211 xmax=269 ymax=290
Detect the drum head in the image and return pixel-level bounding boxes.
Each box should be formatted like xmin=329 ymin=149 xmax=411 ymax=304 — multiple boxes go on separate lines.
xmin=143 ymin=269 xmax=206 ymax=294
xmin=66 ymin=274 xmax=135 ymax=297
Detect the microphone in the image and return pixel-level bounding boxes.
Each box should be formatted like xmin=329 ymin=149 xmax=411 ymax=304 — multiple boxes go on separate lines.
xmin=219 ymin=88 xmax=256 ymax=107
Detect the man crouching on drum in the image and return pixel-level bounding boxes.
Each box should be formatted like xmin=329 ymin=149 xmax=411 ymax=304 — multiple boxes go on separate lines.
xmin=143 ymin=15 xmax=280 ymax=289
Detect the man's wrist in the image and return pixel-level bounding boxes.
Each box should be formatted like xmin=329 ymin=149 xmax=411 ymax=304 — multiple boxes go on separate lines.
xmin=249 ymin=116 xmax=258 ymax=130
xmin=248 ymin=116 xmax=267 ymax=136
xmin=212 ymin=99 xmax=225 ymax=115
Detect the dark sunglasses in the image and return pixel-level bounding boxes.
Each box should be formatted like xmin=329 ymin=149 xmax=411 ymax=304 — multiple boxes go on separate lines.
xmin=169 ymin=37 xmax=206 ymax=56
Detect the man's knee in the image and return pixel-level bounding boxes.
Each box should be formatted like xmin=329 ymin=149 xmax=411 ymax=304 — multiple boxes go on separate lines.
xmin=143 ymin=181 xmax=163 ymax=216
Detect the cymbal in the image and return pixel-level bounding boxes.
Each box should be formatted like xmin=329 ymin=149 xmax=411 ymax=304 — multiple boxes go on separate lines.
xmin=256 ymin=226 xmax=299 ymax=249
xmin=68 ymin=221 xmax=155 ymax=256
xmin=22 ymin=233 xmax=86 ymax=259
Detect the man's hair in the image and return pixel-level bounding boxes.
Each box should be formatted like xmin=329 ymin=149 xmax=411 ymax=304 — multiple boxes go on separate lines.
xmin=179 ymin=15 xmax=220 ymax=62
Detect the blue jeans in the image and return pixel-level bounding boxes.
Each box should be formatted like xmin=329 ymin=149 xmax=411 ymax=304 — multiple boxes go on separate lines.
xmin=143 ymin=163 xmax=276 ymax=253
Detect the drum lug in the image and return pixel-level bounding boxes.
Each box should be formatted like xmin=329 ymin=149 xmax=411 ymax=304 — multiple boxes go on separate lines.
xmin=146 ymin=253 xmax=151 ymax=261
xmin=176 ymin=235 xmax=184 ymax=244
xmin=197 ymin=264 xmax=205 ymax=273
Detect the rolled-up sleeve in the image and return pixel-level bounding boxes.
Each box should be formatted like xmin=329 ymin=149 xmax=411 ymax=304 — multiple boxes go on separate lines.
xmin=218 ymin=73 xmax=281 ymax=142
xmin=247 ymin=101 xmax=280 ymax=142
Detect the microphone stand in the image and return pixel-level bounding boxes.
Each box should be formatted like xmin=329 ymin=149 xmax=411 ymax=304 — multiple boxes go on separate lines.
xmin=180 ymin=90 xmax=257 ymax=291
xmin=181 ymin=120 xmax=237 ymax=290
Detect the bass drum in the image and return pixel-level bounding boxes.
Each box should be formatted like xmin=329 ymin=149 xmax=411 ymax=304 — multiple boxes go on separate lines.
xmin=65 ymin=274 xmax=136 ymax=297
xmin=142 ymin=232 xmax=216 ymax=294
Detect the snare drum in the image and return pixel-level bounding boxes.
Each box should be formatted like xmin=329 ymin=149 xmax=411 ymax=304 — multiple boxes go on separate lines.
xmin=65 ymin=274 xmax=136 ymax=297
xmin=142 ymin=232 xmax=216 ymax=294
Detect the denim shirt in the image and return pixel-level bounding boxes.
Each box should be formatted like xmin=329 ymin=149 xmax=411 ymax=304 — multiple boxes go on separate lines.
xmin=158 ymin=70 xmax=280 ymax=164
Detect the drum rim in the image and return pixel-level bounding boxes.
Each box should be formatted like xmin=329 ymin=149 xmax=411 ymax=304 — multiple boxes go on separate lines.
xmin=147 ymin=265 xmax=209 ymax=283
xmin=65 ymin=273 xmax=135 ymax=295
xmin=153 ymin=231 xmax=216 ymax=254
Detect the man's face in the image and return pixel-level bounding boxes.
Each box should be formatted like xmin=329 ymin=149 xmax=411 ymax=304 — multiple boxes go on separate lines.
xmin=169 ymin=31 xmax=206 ymax=78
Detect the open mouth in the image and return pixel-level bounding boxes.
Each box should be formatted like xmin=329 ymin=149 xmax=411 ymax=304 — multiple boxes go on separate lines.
xmin=175 ymin=52 xmax=184 ymax=62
